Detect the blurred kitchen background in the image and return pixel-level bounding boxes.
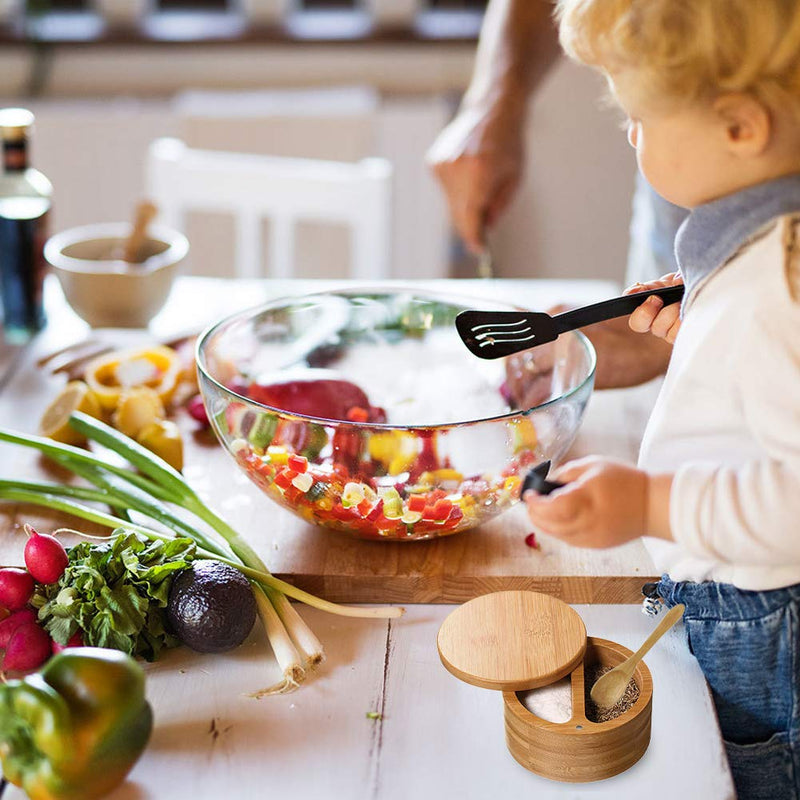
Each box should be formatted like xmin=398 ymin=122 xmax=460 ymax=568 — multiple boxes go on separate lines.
xmin=0 ymin=0 xmax=635 ymax=282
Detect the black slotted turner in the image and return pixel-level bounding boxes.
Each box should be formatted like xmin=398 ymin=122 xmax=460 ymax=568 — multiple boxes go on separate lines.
xmin=456 ymin=284 xmax=684 ymax=359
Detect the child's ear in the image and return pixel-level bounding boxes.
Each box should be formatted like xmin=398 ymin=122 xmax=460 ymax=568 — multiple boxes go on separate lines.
xmin=713 ymin=93 xmax=772 ymax=156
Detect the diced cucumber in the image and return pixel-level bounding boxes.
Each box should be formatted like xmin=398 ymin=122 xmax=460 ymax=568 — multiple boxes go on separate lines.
xmin=248 ymin=413 xmax=279 ymax=450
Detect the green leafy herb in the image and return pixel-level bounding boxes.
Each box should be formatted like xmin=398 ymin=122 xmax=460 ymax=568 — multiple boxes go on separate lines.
xmin=32 ymin=531 xmax=196 ymax=661
xmin=0 ymin=414 xmax=402 ymax=695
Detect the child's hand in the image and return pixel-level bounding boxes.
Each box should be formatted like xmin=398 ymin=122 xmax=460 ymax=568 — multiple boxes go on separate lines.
xmin=628 ymin=272 xmax=684 ymax=344
xmin=524 ymin=457 xmax=648 ymax=548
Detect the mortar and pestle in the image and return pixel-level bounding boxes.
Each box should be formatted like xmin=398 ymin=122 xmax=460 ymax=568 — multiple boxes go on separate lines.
xmin=45 ymin=202 xmax=189 ymax=329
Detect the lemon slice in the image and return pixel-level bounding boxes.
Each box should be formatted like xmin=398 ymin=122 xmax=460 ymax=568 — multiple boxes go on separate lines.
xmin=39 ymin=381 xmax=102 ymax=445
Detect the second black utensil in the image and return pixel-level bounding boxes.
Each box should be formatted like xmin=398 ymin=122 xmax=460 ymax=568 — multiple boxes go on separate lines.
xmin=456 ymin=284 xmax=684 ymax=360
xmin=521 ymin=460 xmax=566 ymax=496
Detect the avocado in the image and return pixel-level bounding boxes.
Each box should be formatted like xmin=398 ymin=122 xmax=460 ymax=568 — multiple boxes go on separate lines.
xmin=167 ymin=560 xmax=257 ymax=653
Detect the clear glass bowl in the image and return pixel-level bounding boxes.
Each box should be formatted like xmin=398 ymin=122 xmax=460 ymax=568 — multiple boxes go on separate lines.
xmin=196 ymin=289 xmax=596 ymax=541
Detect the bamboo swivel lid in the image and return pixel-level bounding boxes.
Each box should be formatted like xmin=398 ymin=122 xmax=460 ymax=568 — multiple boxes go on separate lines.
xmin=437 ymin=591 xmax=587 ymax=692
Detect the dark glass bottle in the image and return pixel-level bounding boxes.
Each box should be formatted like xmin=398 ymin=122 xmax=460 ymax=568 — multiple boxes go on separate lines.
xmin=0 ymin=108 xmax=52 ymax=343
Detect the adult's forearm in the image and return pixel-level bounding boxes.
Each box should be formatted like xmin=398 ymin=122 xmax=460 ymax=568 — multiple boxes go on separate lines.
xmin=462 ymin=0 xmax=561 ymax=115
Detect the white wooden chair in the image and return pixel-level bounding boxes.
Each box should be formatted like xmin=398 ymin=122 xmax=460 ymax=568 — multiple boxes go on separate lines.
xmin=145 ymin=137 xmax=393 ymax=280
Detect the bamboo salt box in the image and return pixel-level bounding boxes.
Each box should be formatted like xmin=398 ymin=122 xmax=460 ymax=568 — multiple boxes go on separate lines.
xmin=437 ymin=591 xmax=653 ymax=783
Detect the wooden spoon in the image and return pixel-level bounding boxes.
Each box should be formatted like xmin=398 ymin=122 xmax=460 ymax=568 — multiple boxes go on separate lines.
xmin=590 ymin=603 xmax=685 ymax=708
xmin=121 ymin=200 xmax=158 ymax=264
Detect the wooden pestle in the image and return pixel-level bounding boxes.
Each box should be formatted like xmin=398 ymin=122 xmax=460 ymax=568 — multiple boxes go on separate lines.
xmin=122 ymin=201 xmax=158 ymax=264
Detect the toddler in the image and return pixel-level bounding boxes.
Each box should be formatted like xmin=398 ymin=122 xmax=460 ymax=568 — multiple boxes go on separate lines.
xmin=526 ymin=2 xmax=800 ymax=797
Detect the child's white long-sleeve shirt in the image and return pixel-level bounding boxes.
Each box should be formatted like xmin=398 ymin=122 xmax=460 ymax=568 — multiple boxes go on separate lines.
xmin=640 ymin=212 xmax=800 ymax=590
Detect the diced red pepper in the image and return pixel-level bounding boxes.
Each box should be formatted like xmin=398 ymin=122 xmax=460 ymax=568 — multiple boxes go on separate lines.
xmin=365 ymin=499 xmax=384 ymax=522
xmin=284 ymin=485 xmax=302 ymax=504
xmin=432 ymin=498 xmax=453 ymax=519
xmin=408 ymin=494 xmax=427 ymax=512
xmin=378 ymin=518 xmax=404 ymax=534
xmin=287 ymin=454 xmax=308 ymax=473
xmin=356 ymin=499 xmax=373 ymax=517
xmin=274 ymin=469 xmax=298 ymax=490
xmin=447 ymin=506 xmax=464 ymax=523
xmin=332 ymin=503 xmax=358 ymax=521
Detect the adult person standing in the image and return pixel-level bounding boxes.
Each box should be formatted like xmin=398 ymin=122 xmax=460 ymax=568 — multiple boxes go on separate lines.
xmin=427 ymin=0 xmax=683 ymax=390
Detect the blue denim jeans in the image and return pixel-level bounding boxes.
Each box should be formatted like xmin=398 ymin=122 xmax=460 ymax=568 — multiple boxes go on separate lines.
xmin=657 ymin=576 xmax=800 ymax=799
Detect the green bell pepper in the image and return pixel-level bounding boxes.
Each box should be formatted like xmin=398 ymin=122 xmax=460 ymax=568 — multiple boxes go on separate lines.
xmin=0 ymin=647 xmax=152 ymax=800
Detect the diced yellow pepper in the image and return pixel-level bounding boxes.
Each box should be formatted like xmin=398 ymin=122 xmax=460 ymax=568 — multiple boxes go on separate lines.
xmin=267 ymin=445 xmax=289 ymax=465
xmin=510 ymin=418 xmax=538 ymax=453
xmin=428 ymin=469 xmax=464 ymax=484
xmin=368 ymin=431 xmax=418 ymax=475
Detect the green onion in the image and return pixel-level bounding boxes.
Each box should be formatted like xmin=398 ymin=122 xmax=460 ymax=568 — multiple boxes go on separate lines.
xmin=0 ymin=417 xmax=403 ymax=694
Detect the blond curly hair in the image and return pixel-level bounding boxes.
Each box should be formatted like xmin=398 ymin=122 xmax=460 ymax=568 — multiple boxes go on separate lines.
xmin=556 ymin=0 xmax=800 ymax=114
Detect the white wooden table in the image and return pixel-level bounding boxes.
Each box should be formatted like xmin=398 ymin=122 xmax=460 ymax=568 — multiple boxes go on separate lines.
xmin=0 ymin=277 xmax=735 ymax=800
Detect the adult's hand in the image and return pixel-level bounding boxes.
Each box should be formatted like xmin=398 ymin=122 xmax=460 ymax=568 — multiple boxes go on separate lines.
xmin=426 ymin=104 xmax=525 ymax=256
xmin=427 ymin=0 xmax=561 ymax=256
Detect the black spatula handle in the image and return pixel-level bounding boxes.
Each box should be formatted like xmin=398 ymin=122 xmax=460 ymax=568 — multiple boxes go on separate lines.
xmin=553 ymin=284 xmax=684 ymax=334
xmin=521 ymin=460 xmax=566 ymax=496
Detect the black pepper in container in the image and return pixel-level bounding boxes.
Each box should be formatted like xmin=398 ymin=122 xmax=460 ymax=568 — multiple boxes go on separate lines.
xmin=585 ymin=664 xmax=640 ymax=723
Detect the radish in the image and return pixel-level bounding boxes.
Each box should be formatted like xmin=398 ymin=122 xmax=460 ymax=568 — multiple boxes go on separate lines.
xmin=0 ymin=567 xmax=35 ymax=610
xmin=0 ymin=607 xmax=37 ymax=647
xmin=2 ymin=622 xmax=51 ymax=672
xmin=23 ymin=524 xmax=69 ymax=584
xmin=186 ymin=393 xmax=210 ymax=427
xmin=51 ymin=630 xmax=83 ymax=654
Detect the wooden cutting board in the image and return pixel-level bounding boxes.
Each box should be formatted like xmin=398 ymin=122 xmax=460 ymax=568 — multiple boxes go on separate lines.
xmin=0 ymin=278 xmax=658 ymax=605
xmin=0 ymin=383 xmax=658 ymax=605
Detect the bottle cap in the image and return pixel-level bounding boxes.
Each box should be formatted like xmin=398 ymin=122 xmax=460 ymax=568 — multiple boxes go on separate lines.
xmin=0 ymin=108 xmax=35 ymax=142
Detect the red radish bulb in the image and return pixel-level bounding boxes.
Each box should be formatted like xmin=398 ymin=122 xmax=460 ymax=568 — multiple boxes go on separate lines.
xmin=2 ymin=622 xmax=51 ymax=672
xmin=51 ymin=630 xmax=83 ymax=654
xmin=23 ymin=525 xmax=69 ymax=584
xmin=0 ymin=568 xmax=35 ymax=610
xmin=187 ymin=394 xmax=210 ymax=427
xmin=0 ymin=607 xmax=37 ymax=647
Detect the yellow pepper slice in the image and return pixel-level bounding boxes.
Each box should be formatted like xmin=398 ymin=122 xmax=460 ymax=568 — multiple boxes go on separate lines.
xmin=136 ymin=419 xmax=184 ymax=472
xmin=112 ymin=387 xmax=166 ymax=439
xmin=84 ymin=346 xmax=180 ymax=411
